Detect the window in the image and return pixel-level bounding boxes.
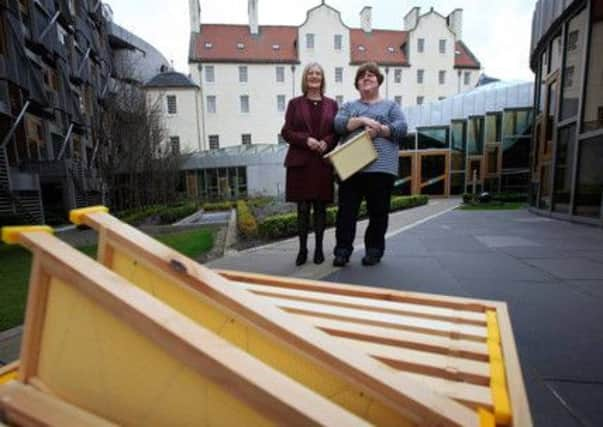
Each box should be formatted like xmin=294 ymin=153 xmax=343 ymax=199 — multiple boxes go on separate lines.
xmin=417 ymin=96 xmax=424 ymax=105
xmin=205 ymin=65 xmax=214 ymax=82
xmin=206 ymin=95 xmax=216 ymax=113
xmin=464 ymin=71 xmax=471 ymax=85
xmin=209 ymin=135 xmax=219 ymax=150
xmin=575 ymin=135 xmax=603 ymax=217
xmin=439 ymin=39 xmax=446 ymax=54
xmin=394 ymin=96 xmax=402 ymax=106
xmin=166 ymin=95 xmax=177 ymax=114
xmin=276 ymin=66 xmax=284 ymax=82
xmin=417 ymin=38 xmax=424 ymax=53
xmin=336 ymin=95 xmax=343 ymax=106
xmin=170 ymin=136 xmax=180 ymax=155
xmin=417 ymin=69 xmax=424 ymax=84
xmin=582 ymin=7 xmax=602 ymax=131
xmin=438 ymin=70 xmax=446 ymax=85
xmin=240 ymin=95 xmax=249 ymax=113
xmin=241 ymin=134 xmax=251 ymax=145
xmin=239 ymin=66 xmax=248 ymax=83
xmin=394 ymin=69 xmax=402 ymax=83
xmin=553 ymin=125 xmax=576 ymax=213
xmin=277 ymin=95 xmax=286 ymax=112
xmin=334 ymin=34 xmax=342 ymax=50
xmin=306 ymin=33 xmax=314 ymax=49
xmin=335 ymin=67 xmax=343 ymax=83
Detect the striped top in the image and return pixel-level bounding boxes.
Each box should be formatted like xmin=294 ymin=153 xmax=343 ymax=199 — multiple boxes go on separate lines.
xmin=334 ymin=99 xmax=407 ymax=176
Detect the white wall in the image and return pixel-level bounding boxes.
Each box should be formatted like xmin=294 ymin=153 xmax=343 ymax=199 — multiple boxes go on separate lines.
xmin=146 ymin=86 xmax=203 ymax=153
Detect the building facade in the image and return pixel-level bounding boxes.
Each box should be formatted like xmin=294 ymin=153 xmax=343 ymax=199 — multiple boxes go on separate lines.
xmin=529 ymin=0 xmax=603 ymax=225
xmin=187 ymin=0 xmax=481 ymax=150
xmin=144 ymin=71 xmax=203 ymax=154
xmin=0 ymin=0 xmax=169 ymax=224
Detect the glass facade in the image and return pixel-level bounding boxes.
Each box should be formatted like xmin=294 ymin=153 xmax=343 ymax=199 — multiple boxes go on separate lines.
xmin=467 ymin=116 xmax=484 ymax=155
xmin=530 ymin=0 xmax=603 ymax=224
xmin=417 ymin=127 xmax=449 ymax=150
xmin=196 ymin=167 xmax=247 ymax=201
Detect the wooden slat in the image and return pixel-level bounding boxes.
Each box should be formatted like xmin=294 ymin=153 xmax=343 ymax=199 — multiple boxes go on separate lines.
xmin=293 ymin=314 xmax=489 ymax=361
xmin=234 ymin=282 xmax=487 ymax=326
xmin=218 ymin=269 xmax=498 ymax=312
xmin=260 ymin=294 xmax=488 ymax=342
xmin=399 ymin=372 xmax=492 ymax=410
xmin=78 ymin=210 xmax=481 ymax=427
xmin=0 ymin=381 xmax=116 ymax=427
xmin=334 ymin=336 xmax=490 ymax=386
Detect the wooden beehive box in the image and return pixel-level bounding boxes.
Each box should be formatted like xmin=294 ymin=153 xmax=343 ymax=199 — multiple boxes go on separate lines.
xmin=0 ymin=207 xmax=532 ymax=426
xmin=324 ymin=130 xmax=377 ymax=181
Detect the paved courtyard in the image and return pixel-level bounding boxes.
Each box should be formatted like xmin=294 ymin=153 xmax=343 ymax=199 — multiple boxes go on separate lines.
xmin=325 ymin=209 xmax=603 ymax=427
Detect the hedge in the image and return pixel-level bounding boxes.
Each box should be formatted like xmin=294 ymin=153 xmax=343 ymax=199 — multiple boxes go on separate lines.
xmin=259 ymin=195 xmax=428 ymax=239
xmin=236 ymin=200 xmax=258 ymax=238
xmin=203 ymin=201 xmax=234 ymax=211
xmin=159 ymin=202 xmax=200 ymax=224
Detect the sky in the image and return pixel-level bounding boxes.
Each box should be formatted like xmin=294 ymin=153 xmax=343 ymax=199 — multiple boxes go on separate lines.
xmin=105 ymin=0 xmax=537 ymax=81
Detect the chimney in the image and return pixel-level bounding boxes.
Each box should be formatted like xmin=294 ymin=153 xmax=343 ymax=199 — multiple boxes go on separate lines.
xmin=189 ymin=0 xmax=200 ymax=32
xmin=447 ymin=9 xmax=463 ymax=40
xmin=249 ymin=0 xmax=259 ymax=35
xmin=403 ymin=7 xmax=420 ymax=31
xmin=360 ymin=6 xmax=372 ymax=33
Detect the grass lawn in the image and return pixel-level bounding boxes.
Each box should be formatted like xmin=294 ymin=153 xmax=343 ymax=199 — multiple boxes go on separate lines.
xmin=458 ymin=202 xmax=525 ymax=211
xmin=0 ymin=228 xmax=214 ymax=332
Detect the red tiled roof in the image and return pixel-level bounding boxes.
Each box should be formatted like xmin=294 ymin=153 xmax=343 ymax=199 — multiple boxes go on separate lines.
xmin=454 ymin=41 xmax=481 ymax=69
xmin=191 ymin=24 xmax=298 ymax=63
xmin=350 ymin=29 xmax=409 ymax=65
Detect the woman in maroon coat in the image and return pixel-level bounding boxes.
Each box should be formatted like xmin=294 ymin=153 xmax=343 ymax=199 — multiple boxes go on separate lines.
xmin=281 ymin=63 xmax=338 ymax=265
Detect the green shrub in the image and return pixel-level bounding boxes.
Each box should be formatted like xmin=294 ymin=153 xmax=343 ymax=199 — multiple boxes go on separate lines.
xmin=259 ymin=195 xmax=428 ymax=240
xmin=159 ymin=202 xmax=200 ymax=224
xmin=203 ymin=201 xmax=234 ymax=211
xmin=237 ymin=200 xmax=258 ymax=238
xmin=117 ymin=205 xmax=164 ymax=225
xmin=246 ymin=197 xmax=273 ymax=209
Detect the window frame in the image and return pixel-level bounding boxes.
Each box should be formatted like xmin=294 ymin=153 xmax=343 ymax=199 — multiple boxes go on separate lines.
xmin=166 ymin=95 xmax=177 ymax=115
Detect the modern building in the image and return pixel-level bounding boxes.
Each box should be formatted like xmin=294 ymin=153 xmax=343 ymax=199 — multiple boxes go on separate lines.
xmin=187 ymin=0 xmax=481 ymax=150
xmin=0 ymin=1 xmax=169 ymax=224
xmin=529 ymin=0 xmax=603 ymax=225
xmin=180 ymin=80 xmax=534 ymax=200
xmin=144 ymin=71 xmax=203 ymax=154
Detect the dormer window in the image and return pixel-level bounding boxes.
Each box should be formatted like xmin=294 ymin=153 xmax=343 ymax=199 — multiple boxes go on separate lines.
xmin=204 ymin=42 xmax=213 ymax=49
xmin=387 ymin=47 xmax=395 ymax=53
xmin=272 ymin=44 xmax=280 ymax=50
xmin=237 ymin=42 xmax=245 ymax=49
xmin=358 ymin=45 xmax=366 ymax=52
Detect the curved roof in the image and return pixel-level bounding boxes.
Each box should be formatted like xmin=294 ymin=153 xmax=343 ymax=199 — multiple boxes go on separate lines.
xmin=403 ymin=80 xmax=534 ymax=132
xmin=144 ymin=71 xmax=198 ymax=88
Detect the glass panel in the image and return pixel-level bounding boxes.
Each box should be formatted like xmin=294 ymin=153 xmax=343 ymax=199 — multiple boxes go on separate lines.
xmin=553 ymin=125 xmax=576 ymax=213
xmin=502 ymin=172 xmax=529 ymax=193
xmin=417 ymin=127 xmax=449 ymax=149
xmin=583 ymin=3 xmax=603 ymax=132
xmin=503 ymin=109 xmax=533 ymax=137
xmin=399 ymin=133 xmax=415 ymax=150
xmin=398 ymin=156 xmax=412 ymax=178
xmin=450 ymin=173 xmax=465 ymax=195
xmin=421 ymin=155 xmax=446 ymax=195
xmin=467 ymin=116 xmax=484 ymax=155
xmin=549 ymin=34 xmax=563 ymax=74
xmin=487 ymin=146 xmax=499 ymax=174
xmin=538 ymin=52 xmax=547 ymax=114
xmin=574 ymin=135 xmax=603 ymax=218
xmin=561 ymin=8 xmax=587 ymax=121
xmin=485 ymin=113 xmax=501 ymax=143
xmin=503 ymin=137 xmax=531 ymax=170
xmin=545 ymin=82 xmax=558 ymax=154
xmin=451 ymin=121 xmax=466 ymax=152
xmin=451 ymin=151 xmax=465 ymax=171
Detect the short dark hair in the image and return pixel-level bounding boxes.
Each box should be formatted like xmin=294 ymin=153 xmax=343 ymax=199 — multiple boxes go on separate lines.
xmin=354 ymin=62 xmax=384 ymax=89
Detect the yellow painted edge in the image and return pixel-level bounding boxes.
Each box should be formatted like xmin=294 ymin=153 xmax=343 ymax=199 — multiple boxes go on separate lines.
xmin=478 ymin=408 xmax=496 ymax=427
xmin=1 ymin=226 xmax=54 ymax=244
xmin=69 ymin=206 xmax=109 ymax=225
xmin=0 ymin=368 xmax=18 ymax=385
xmin=486 ymin=309 xmax=512 ymax=426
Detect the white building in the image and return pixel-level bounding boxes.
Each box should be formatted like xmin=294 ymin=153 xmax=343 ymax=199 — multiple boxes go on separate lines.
xmin=188 ymin=1 xmax=481 ymax=150
xmin=144 ymin=72 xmax=204 ymax=154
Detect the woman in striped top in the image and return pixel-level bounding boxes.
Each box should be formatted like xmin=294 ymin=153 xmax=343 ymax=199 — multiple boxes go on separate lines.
xmin=332 ymin=62 xmax=408 ymax=267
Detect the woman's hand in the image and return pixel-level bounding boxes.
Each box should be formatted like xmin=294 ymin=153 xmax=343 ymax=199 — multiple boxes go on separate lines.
xmin=306 ymin=137 xmax=324 ymax=152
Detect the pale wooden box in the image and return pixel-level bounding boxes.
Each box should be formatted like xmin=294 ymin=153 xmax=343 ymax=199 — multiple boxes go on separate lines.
xmin=324 ymin=130 xmax=377 ymax=181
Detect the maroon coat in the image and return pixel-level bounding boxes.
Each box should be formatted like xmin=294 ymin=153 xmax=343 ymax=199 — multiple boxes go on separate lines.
xmin=281 ymin=96 xmax=338 ymax=202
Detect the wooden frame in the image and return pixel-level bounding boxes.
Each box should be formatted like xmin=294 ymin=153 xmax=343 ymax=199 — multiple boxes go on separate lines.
xmin=216 ymin=270 xmax=533 ymax=427
xmin=71 ymin=207 xmax=486 ymax=426
xmin=3 ymin=227 xmax=366 ymax=426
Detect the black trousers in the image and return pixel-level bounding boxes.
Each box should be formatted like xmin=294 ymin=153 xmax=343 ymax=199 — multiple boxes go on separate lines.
xmin=334 ymin=172 xmax=395 ymax=258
